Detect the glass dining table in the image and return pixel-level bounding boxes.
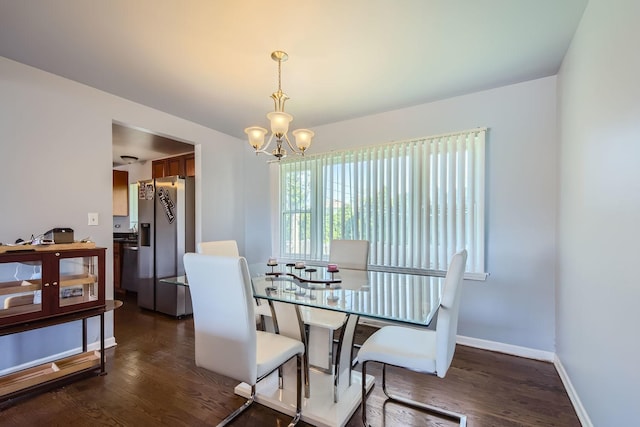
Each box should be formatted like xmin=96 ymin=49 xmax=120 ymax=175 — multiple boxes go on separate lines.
xmin=250 ymin=263 xmax=445 ymax=326
xmin=162 ymin=262 xmax=446 ymax=427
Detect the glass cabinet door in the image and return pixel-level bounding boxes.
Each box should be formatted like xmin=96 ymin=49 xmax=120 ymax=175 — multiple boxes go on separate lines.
xmin=56 ymin=254 xmax=100 ymax=309
xmin=0 ymin=257 xmax=44 ymax=321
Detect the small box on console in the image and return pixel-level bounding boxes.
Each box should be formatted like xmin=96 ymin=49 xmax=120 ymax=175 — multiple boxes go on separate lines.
xmin=44 ymin=228 xmax=74 ymax=244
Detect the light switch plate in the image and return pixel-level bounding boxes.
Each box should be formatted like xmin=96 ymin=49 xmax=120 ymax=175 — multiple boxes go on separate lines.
xmin=88 ymin=212 xmax=99 ymax=226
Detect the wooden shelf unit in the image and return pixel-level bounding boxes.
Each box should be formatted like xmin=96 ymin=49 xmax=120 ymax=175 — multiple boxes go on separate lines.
xmin=0 ymin=246 xmax=112 ymax=405
xmin=0 ymin=351 xmax=100 ymax=397
xmin=0 ymin=300 xmax=122 ymax=406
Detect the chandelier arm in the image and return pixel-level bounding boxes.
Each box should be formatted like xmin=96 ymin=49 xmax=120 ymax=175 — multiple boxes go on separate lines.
xmin=283 ymin=133 xmax=302 ymax=155
xmin=254 ymin=132 xmax=276 ymax=155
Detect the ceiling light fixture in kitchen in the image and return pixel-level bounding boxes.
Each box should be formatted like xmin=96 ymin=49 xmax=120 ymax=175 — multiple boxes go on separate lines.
xmin=120 ymin=155 xmax=139 ymax=164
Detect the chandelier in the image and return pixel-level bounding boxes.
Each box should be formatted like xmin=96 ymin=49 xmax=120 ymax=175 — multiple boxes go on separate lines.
xmin=244 ymin=51 xmax=314 ymax=159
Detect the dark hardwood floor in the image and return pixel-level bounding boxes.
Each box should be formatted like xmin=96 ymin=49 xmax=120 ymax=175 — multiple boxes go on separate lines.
xmin=1 ymin=293 xmax=580 ymax=426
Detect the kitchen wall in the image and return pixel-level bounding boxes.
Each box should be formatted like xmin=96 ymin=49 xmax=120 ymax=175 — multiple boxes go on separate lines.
xmin=0 ymin=56 xmax=245 ymax=372
xmin=556 ymin=0 xmax=640 ymax=425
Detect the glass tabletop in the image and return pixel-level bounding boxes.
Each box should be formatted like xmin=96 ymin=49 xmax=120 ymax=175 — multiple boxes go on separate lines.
xmin=160 ymin=275 xmax=187 ymax=286
xmin=250 ymin=263 xmax=445 ymax=326
xmin=160 ymin=264 xmax=446 ymax=326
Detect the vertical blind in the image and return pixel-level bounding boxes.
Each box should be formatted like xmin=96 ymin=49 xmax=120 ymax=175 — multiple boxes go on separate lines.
xmin=278 ymin=128 xmax=486 ymax=275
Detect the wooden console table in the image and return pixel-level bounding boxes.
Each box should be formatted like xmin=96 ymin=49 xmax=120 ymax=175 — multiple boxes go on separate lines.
xmin=0 ymin=300 xmax=122 ymax=407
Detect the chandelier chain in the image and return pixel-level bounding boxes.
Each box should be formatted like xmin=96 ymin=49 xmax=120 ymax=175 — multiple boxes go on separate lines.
xmin=278 ymin=56 xmax=282 ymax=93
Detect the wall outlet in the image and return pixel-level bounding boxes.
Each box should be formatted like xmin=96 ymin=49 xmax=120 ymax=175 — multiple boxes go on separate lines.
xmin=88 ymin=212 xmax=99 ymax=226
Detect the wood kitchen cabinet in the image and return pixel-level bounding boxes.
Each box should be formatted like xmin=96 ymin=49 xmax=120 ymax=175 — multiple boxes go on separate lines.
xmin=184 ymin=154 xmax=195 ymax=177
xmin=113 ymin=169 xmax=129 ymax=216
xmin=152 ymin=153 xmax=195 ymax=178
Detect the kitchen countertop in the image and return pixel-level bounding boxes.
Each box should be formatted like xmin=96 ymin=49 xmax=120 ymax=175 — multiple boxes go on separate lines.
xmin=113 ymin=232 xmax=138 ymax=243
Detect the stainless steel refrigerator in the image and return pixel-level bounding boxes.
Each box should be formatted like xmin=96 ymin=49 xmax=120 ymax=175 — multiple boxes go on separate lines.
xmin=137 ymin=176 xmax=195 ymax=317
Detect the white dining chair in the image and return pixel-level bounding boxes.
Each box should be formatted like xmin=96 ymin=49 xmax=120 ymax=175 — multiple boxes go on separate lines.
xmin=300 ymin=239 xmax=369 ymax=402
xmin=328 ymin=239 xmax=370 ymax=270
xmin=358 ymin=249 xmax=468 ymax=427
xmin=268 ymin=300 xmax=311 ymax=398
xmin=196 ymin=240 xmax=239 ymax=257
xmin=302 ymin=239 xmax=369 ymax=336
xmin=183 ymin=253 xmax=304 ymax=427
xmin=197 ymin=240 xmax=272 ymax=327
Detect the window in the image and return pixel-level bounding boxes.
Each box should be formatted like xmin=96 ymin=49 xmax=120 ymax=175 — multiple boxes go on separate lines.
xmin=129 ymin=183 xmax=138 ymax=231
xmin=278 ymin=128 xmax=487 ymax=278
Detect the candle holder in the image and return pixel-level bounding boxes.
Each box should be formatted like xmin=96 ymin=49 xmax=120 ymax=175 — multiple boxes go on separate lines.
xmin=327 ymin=289 xmax=339 ymax=304
xmin=264 ymin=276 xmax=277 ymax=292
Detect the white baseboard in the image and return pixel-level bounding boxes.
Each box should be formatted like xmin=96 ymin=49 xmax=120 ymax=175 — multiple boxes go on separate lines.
xmin=360 ymin=322 xmax=554 ymax=362
xmin=0 ymin=337 xmax=118 ymax=376
xmin=456 ymin=335 xmax=555 ymax=362
xmin=456 ymin=335 xmax=593 ymax=426
xmin=554 ymin=355 xmax=593 ymax=427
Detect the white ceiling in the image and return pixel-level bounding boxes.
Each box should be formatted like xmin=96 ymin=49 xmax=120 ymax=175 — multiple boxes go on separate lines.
xmin=0 ymin=0 xmax=587 ymax=164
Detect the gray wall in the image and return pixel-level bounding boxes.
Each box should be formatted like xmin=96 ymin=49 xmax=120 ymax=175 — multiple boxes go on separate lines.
xmin=556 ymin=0 xmax=640 ymax=425
xmin=0 ymin=56 xmax=245 ymax=372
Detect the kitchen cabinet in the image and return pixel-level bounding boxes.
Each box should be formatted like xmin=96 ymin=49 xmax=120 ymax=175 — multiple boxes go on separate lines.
xmin=0 ymin=246 xmax=106 ymax=327
xmin=152 ymin=153 xmax=195 ymax=178
xmin=184 ymin=154 xmax=195 ymax=177
xmin=113 ymin=238 xmax=136 ymax=294
xmin=113 ymin=169 xmax=129 ymax=216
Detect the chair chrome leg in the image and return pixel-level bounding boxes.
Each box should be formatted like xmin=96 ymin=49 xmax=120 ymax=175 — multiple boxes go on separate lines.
xmin=288 ymin=354 xmax=303 ymax=427
xmin=361 ymin=361 xmax=369 ymax=426
xmin=216 ymin=385 xmax=256 ymax=427
xmin=278 ymin=366 xmax=284 ymax=389
xmin=303 ymin=346 xmax=311 ymax=398
xmin=381 ymin=364 xmax=467 ymax=427
xmin=257 ymin=314 xmax=265 ymax=331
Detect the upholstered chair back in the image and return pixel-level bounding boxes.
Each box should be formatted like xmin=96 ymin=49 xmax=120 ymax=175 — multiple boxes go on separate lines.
xmin=197 ymin=240 xmax=239 ymax=257
xmin=435 ymin=249 xmax=467 ymax=377
xmin=183 ymin=253 xmax=257 ymax=385
xmin=329 ymin=240 xmax=369 ymax=270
